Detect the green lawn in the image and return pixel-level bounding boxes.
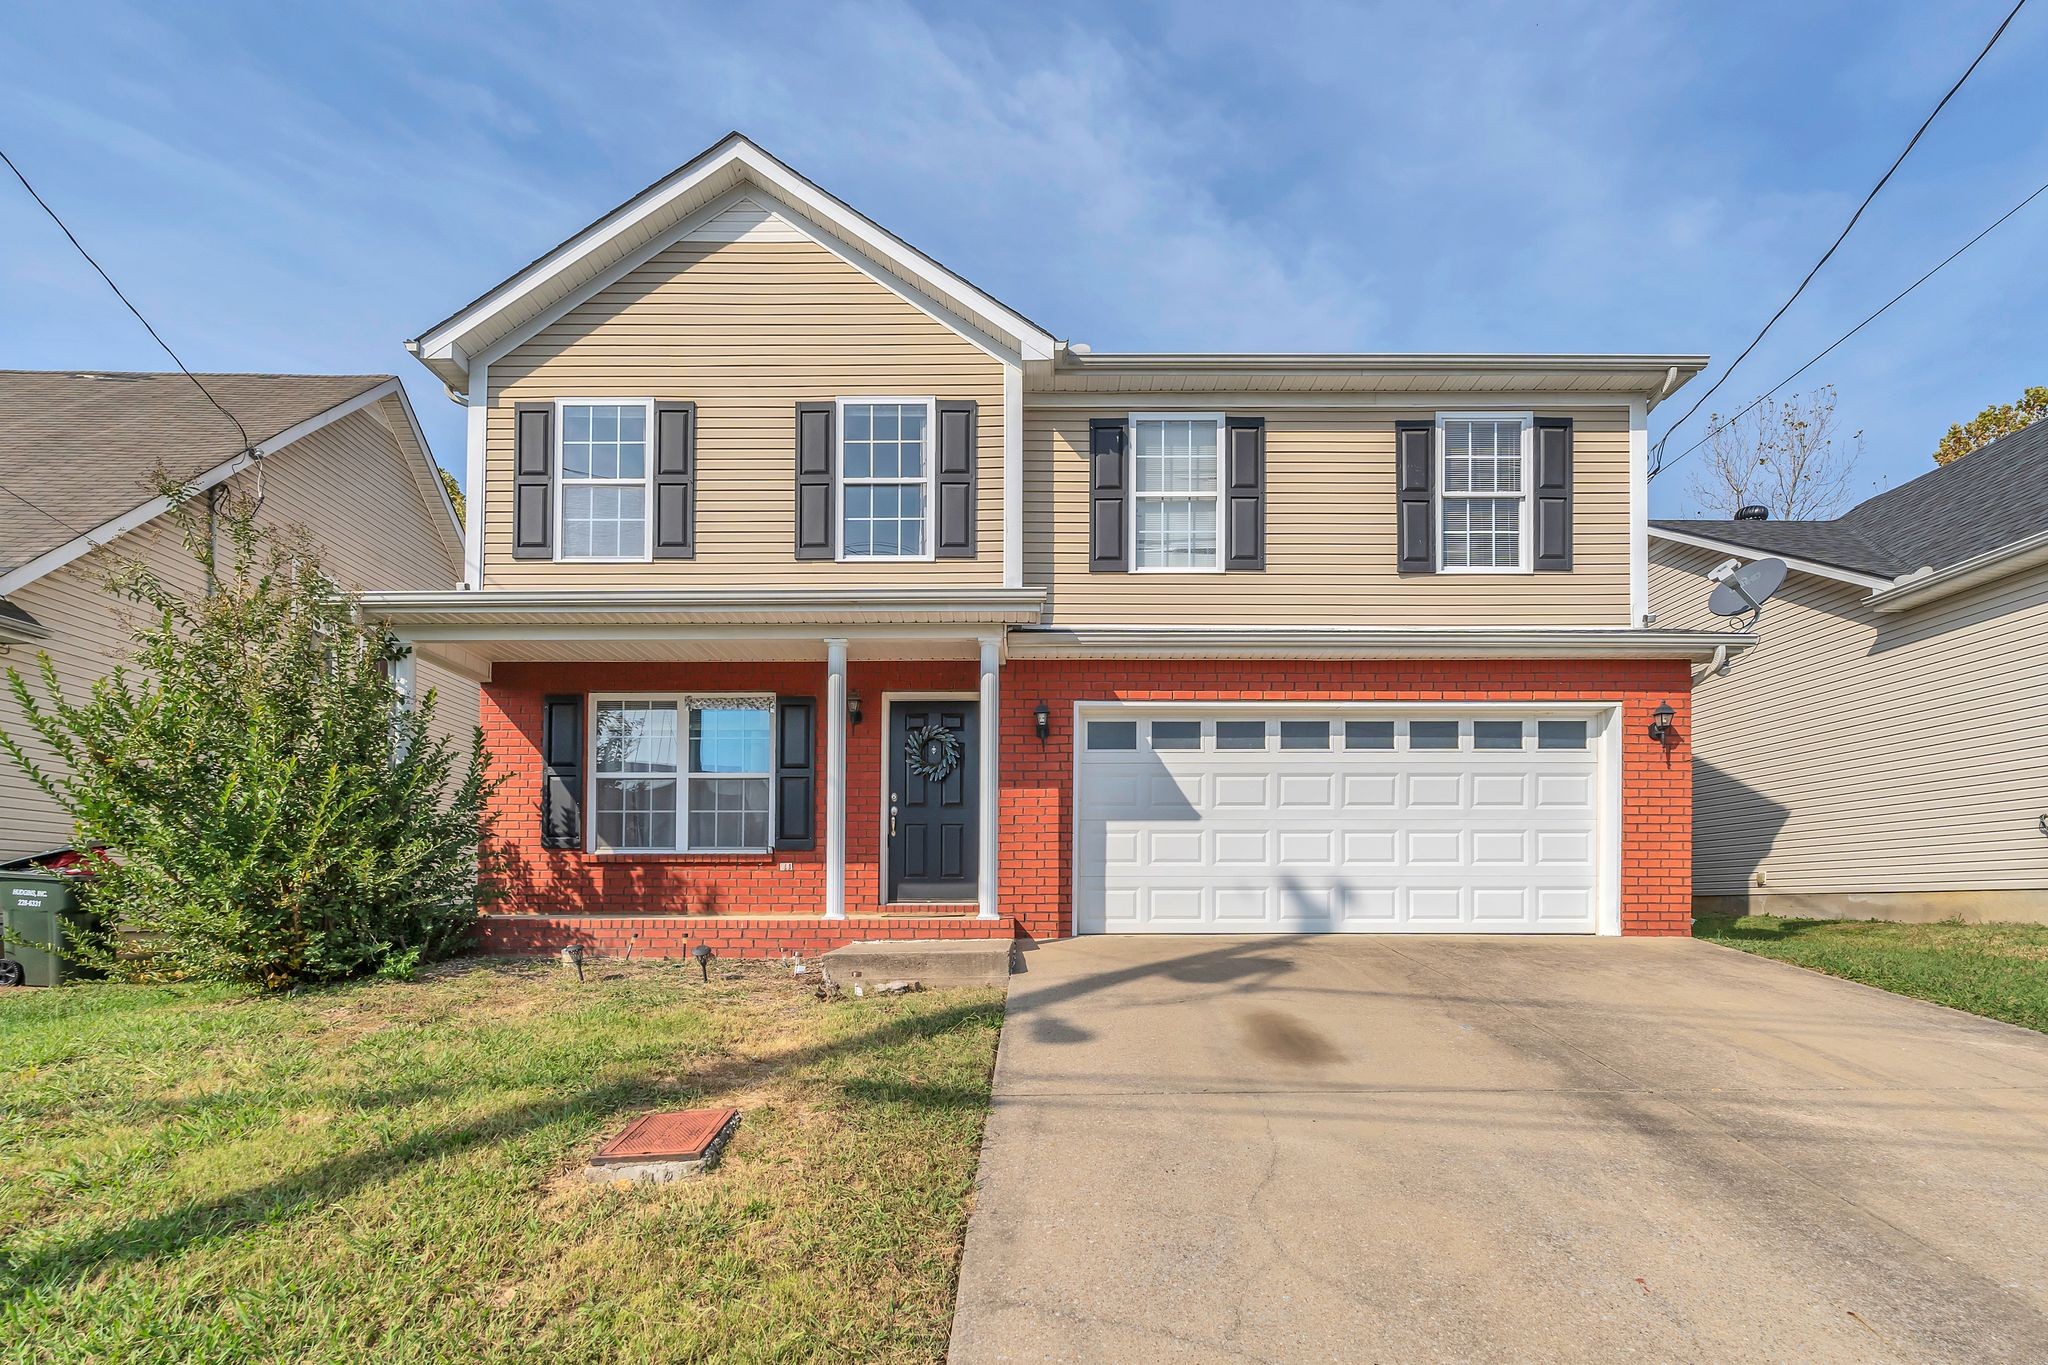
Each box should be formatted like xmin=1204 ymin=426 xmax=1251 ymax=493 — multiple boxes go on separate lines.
xmin=1695 ymin=915 xmax=2048 ymax=1034
xmin=0 ymin=961 xmax=1004 ymax=1363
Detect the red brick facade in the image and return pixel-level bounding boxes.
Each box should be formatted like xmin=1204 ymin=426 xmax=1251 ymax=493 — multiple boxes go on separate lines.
xmin=478 ymin=656 xmax=1693 ymax=955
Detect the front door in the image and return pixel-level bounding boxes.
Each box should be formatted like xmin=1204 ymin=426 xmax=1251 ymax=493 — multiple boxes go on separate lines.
xmin=888 ymin=700 xmax=978 ymax=902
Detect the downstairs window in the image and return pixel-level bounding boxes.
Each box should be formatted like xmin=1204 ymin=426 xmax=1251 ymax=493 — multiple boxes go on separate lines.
xmin=592 ymin=695 xmax=773 ymax=852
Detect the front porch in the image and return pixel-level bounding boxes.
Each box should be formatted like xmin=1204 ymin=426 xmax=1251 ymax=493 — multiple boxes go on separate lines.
xmin=366 ymin=588 xmax=1045 ymax=956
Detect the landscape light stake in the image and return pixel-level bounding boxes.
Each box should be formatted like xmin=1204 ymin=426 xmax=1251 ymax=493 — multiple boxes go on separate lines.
xmin=561 ymin=943 xmax=585 ymax=982
xmin=692 ymin=943 xmax=712 ymax=983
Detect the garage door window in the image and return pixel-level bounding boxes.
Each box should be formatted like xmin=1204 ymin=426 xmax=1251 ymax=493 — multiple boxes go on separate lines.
xmin=1538 ymin=719 xmax=1588 ymax=750
xmin=1345 ymin=720 xmax=1395 ymax=750
xmin=1409 ymin=720 xmax=1460 ymax=750
xmin=1148 ymin=719 xmax=1201 ymax=750
xmin=1216 ymin=720 xmax=1267 ymax=750
xmin=1473 ymin=720 xmax=1524 ymax=750
xmin=1279 ymin=720 xmax=1329 ymax=750
xmin=1087 ymin=720 xmax=1138 ymax=750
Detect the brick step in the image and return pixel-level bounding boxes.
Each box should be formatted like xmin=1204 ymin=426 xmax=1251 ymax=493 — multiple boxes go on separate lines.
xmin=820 ymin=938 xmax=1016 ymax=990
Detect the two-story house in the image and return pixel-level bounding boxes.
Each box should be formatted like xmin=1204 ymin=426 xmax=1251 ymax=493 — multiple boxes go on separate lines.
xmin=364 ymin=133 xmax=1747 ymax=958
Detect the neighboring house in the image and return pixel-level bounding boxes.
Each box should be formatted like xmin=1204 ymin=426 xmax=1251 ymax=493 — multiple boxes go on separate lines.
xmin=365 ymin=132 xmax=1744 ymax=958
xmin=0 ymin=371 xmax=477 ymax=862
xmin=1652 ymin=418 xmax=2048 ymax=924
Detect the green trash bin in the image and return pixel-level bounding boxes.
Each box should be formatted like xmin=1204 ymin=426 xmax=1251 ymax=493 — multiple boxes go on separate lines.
xmin=0 ymin=853 xmax=102 ymax=988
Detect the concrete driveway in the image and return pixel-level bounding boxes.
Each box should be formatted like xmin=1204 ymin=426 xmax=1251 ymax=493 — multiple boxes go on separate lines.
xmin=948 ymin=936 xmax=2048 ymax=1364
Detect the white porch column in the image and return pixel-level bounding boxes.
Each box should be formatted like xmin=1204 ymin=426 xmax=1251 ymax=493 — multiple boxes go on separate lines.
xmin=977 ymin=634 xmax=1001 ymax=920
xmin=824 ymin=637 xmax=849 ymax=920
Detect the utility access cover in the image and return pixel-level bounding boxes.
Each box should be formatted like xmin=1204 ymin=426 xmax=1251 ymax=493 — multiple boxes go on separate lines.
xmin=591 ymin=1108 xmax=740 ymax=1165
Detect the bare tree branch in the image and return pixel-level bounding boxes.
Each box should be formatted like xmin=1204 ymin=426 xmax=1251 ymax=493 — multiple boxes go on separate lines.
xmin=1686 ymin=386 xmax=1862 ymax=520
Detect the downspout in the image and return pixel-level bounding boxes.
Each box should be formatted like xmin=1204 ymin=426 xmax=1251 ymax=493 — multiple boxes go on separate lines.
xmin=1690 ymin=643 xmax=1730 ymax=684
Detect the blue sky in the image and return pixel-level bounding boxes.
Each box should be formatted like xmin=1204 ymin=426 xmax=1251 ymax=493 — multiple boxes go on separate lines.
xmin=3 ymin=1 xmax=2043 ymax=517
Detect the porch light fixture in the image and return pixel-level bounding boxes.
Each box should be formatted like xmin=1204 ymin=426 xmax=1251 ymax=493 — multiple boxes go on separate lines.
xmin=847 ymin=691 xmax=863 ymax=727
xmin=1647 ymin=702 xmax=1676 ymax=743
xmin=1033 ymin=701 xmax=1050 ymax=742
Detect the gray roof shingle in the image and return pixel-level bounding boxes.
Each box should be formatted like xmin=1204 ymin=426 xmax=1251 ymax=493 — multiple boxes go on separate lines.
xmin=0 ymin=371 xmax=388 ymax=574
xmin=1653 ymin=417 xmax=2048 ymax=579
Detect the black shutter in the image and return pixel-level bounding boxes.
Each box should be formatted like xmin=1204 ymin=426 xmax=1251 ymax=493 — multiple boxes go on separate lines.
xmin=653 ymin=401 xmax=696 ymax=559
xmin=513 ymin=403 xmax=553 ymax=559
xmin=1533 ymin=416 xmax=1573 ymax=572
xmin=794 ymin=403 xmax=835 ymax=559
xmin=1223 ymin=415 xmax=1265 ymax=571
xmin=1395 ymin=420 xmax=1435 ymax=574
xmin=774 ymin=696 xmax=816 ymax=850
xmin=934 ymin=400 xmax=977 ymax=558
xmin=1087 ymin=418 xmax=1128 ymax=572
xmin=540 ymin=694 xmax=582 ymax=849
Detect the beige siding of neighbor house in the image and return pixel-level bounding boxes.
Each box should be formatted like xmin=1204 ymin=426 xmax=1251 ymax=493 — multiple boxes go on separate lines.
xmin=1650 ymin=539 xmax=2048 ymax=917
xmin=1024 ymin=407 xmax=1633 ymax=625
xmin=483 ymin=236 xmax=1006 ymax=589
xmin=0 ymin=405 xmax=475 ymax=862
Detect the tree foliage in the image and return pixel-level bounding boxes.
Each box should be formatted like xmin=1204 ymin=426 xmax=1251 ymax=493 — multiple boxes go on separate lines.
xmin=438 ymin=466 xmax=466 ymax=525
xmin=1687 ymin=386 xmax=1862 ymax=521
xmin=0 ymin=489 xmax=496 ymax=988
xmin=1933 ymin=385 xmax=2048 ymax=466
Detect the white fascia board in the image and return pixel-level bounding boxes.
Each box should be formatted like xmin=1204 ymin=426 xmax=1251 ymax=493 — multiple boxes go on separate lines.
xmin=1005 ymin=625 xmax=1755 ymax=663
xmin=416 ymin=136 xmax=1054 ymax=379
xmin=1867 ymin=527 xmax=2048 ymax=613
xmin=1646 ymin=526 xmax=1892 ymax=591
xmin=357 ymin=586 xmax=1047 ymax=622
xmin=0 ymin=378 xmax=400 ymax=597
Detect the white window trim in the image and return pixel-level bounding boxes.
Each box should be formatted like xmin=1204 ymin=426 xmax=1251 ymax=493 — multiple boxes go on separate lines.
xmin=835 ymin=395 xmax=937 ymax=563
xmin=1435 ymin=411 xmax=1534 ymax=575
xmin=1128 ymin=412 xmax=1226 ymax=574
xmin=554 ymin=397 xmax=656 ymax=563
xmin=587 ymin=691 xmax=776 ymax=855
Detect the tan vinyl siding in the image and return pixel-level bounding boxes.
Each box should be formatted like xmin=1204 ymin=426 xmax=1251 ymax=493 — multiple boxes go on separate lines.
xmin=484 ymin=236 xmax=1005 ymax=589
xmin=0 ymin=411 xmax=473 ymax=861
xmin=1026 ymin=407 xmax=1631 ymax=625
xmin=1650 ymin=540 xmax=2048 ymax=898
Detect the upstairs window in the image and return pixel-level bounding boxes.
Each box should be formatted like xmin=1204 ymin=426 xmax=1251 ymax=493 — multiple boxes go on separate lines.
xmin=1131 ymin=414 xmax=1221 ymax=571
xmin=839 ymin=399 xmax=932 ymax=559
xmin=1438 ymin=415 xmax=1529 ymax=572
xmin=558 ymin=401 xmax=651 ymax=561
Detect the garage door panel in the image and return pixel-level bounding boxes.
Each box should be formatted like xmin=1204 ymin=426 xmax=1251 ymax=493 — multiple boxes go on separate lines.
xmin=1077 ymin=709 xmax=1605 ymax=936
xmin=1342 ymin=773 xmax=1399 ymax=808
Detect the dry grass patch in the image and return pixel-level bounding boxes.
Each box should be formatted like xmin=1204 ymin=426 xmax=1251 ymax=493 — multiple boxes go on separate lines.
xmin=0 ymin=960 xmax=1004 ymax=1363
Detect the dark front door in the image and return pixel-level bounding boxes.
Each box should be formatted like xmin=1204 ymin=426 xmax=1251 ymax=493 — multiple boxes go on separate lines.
xmin=889 ymin=700 xmax=977 ymax=902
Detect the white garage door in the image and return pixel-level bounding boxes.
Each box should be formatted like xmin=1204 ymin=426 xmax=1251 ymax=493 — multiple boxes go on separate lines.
xmin=1076 ymin=709 xmax=1612 ymax=935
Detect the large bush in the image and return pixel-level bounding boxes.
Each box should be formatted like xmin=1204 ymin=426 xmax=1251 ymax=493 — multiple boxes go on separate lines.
xmin=1 ymin=491 xmax=495 ymax=988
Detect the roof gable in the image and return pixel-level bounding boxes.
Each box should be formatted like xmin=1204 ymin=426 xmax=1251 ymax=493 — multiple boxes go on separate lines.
xmin=409 ymin=133 xmax=1056 ymax=388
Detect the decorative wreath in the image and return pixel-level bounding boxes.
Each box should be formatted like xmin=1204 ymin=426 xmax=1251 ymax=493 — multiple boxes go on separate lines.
xmin=903 ymin=723 xmax=965 ymax=783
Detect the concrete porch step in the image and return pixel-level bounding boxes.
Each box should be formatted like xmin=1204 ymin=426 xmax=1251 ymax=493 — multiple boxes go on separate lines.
xmin=821 ymin=938 xmax=1015 ymax=990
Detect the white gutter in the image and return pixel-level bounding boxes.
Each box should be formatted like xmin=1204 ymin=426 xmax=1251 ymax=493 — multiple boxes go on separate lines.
xmin=1005 ymin=625 xmax=1755 ymax=663
xmin=1054 ymin=351 xmax=1709 ymax=375
xmin=1867 ymin=526 xmax=2048 ymax=613
xmin=359 ymin=586 xmax=1047 ymax=623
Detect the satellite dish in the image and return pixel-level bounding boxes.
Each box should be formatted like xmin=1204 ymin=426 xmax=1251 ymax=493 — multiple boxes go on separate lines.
xmin=1708 ymin=557 xmax=1787 ymax=627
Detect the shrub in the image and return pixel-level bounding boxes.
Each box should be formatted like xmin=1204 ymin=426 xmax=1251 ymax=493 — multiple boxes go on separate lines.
xmin=0 ymin=488 xmax=496 ymax=988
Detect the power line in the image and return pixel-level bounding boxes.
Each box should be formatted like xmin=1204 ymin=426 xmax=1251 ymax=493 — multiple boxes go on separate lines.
xmin=1651 ymin=171 xmax=2048 ymax=482
xmin=1653 ymin=0 xmax=2029 ymax=472
xmin=1 ymin=146 xmax=255 ymax=457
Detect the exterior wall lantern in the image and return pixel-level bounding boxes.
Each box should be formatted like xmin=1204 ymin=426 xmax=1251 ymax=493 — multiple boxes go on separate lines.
xmin=847 ymin=691 xmax=863 ymax=727
xmin=1033 ymin=701 xmax=1051 ymax=742
xmin=1647 ymin=701 xmax=1676 ymax=743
